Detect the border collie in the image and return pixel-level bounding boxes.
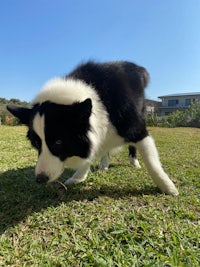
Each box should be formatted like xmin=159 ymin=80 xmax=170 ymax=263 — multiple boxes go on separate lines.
xmin=7 ymin=61 xmax=178 ymax=196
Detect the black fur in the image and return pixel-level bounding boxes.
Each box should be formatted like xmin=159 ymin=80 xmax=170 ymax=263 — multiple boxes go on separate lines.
xmin=6 ymin=61 xmax=179 ymax=195
xmin=128 ymin=145 xmax=137 ymax=158
xmin=7 ymin=61 xmax=149 ymax=160
xmin=26 ymin=99 xmax=92 ymax=160
xmin=42 ymin=99 xmax=92 ymax=160
xmin=68 ymin=61 xmax=149 ymax=142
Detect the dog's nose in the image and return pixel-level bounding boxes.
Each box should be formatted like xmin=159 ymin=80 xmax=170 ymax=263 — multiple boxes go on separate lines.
xmin=36 ymin=173 xmax=49 ymax=184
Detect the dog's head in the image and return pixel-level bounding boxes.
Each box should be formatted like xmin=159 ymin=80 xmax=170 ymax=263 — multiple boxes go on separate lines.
xmin=7 ymin=98 xmax=92 ymax=183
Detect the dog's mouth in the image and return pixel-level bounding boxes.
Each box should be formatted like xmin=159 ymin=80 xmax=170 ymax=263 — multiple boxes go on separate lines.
xmin=35 ymin=166 xmax=64 ymax=184
xmin=35 ymin=154 xmax=65 ymax=184
xmin=36 ymin=173 xmax=50 ymax=184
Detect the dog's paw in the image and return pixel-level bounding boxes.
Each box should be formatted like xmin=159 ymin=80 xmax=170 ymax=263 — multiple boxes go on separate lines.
xmin=161 ymin=184 xmax=179 ymax=196
xmin=99 ymin=154 xmax=109 ymax=170
xmin=129 ymin=157 xmax=141 ymax=169
xmin=64 ymin=175 xmax=87 ymax=185
xmin=98 ymin=163 xmax=109 ymax=171
xmin=65 ymin=166 xmax=90 ymax=185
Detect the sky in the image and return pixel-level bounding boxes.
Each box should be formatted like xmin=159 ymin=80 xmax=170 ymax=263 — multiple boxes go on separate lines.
xmin=1 ymin=0 xmax=200 ymax=102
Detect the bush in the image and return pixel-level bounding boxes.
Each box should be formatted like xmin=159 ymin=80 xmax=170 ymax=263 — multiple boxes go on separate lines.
xmin=146 ymin=114 xmax=159 ymax=127
xmin=160 ymin=102 xmax=200 ymax=128
xmin=0 ymin=110 xmax=20 ymax=126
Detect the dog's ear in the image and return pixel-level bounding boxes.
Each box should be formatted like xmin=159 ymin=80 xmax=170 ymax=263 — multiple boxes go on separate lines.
xmin=7 ymin=105 xmax=31 ymax=125
xmin=76 ymin=98 xmax=92 ymax=120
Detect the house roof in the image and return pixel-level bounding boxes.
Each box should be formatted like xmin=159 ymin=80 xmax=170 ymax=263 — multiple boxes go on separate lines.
xmin=158 ymin=92 xmax=200 ymax=98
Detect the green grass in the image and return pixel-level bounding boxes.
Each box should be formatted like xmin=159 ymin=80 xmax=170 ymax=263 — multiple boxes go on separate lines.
xmin=0 ymin=126 xmax=200 ymax=266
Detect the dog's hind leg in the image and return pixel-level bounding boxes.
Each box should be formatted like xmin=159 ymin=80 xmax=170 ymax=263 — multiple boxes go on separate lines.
xmin=99 ymin=153 xmax=110 ymax=170
xmin=135 ymin=135 xmax=179 ymax=196
xmin=128 ymin=145 xmax=141 ymax=168
xmin=64 ymin=163 xmax=90 ymax=185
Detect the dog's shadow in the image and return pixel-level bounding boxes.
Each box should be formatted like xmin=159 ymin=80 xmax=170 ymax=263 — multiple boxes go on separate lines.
xmin=0 ymin=166 xmax=158 ymax=234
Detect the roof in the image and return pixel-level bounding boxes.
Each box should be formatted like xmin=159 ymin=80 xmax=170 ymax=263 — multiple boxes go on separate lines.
xmin=158 ymin=92 xmax=200 ymax=98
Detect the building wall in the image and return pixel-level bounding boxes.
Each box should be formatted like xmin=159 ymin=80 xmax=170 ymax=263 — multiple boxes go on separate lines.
xmin=145 ymin=99 xmax=161 ymax=116
xmin=159 ymin=94 xmax=200 ymax=116
xmin=161 ymin=95 xmax=200 ymax=108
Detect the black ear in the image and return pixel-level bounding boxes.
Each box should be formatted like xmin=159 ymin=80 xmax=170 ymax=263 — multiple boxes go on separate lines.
xmin=76 ymin=98 xmax=92 ymax=120
xmin=7 ymin=105 xmax=31 ymax=125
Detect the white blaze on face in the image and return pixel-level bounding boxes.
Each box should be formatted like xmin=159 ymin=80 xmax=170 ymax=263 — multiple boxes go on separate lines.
xmin=33 ymin=113 xmax=64 ymax=182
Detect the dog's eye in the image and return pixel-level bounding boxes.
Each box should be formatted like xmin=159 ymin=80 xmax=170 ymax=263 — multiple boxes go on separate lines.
xmin=50 ymin=140 xmax=63 ymax=155
xmin=55 ymin=140 xmax=62 ymax=145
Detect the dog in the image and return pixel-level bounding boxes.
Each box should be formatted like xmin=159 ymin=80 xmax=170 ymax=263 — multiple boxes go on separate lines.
xmin=7 ymin=61 xmax=178 ymax=196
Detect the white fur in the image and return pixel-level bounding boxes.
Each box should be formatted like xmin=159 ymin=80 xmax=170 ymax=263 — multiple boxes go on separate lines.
xmin=64 ymin=163 xmax=91 ymax=185
xmin=99 ymin=152 xmax=142 ymax=170
xmin=32 ymin=78 xmax=179 ymax=195
xmin=129 ymin=156 xmax=141 ymax=168
xmin=33 ymin=78 xmax=96 ymax=105
xmin=99 ymin=154 xmax=110 ymax=170
xmin=33 ymin=114 xmax=65 ymax=181
xmin=32 ymin=78 xmax=125 ymax=183
xmin=33 ymin=78 xmax=124 ymax=158
xmin=135 ymin=136 xmax=179 ymax=196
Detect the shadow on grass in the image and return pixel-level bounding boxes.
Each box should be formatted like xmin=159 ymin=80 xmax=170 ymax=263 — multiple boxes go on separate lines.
xmin=0 ymin=166 xmax=158 ymax=233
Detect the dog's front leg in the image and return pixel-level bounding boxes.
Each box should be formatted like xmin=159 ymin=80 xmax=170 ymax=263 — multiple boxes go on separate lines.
xmin=99 ymin=153 xmax=110 ymax=170
xmin=64 ymin=163 xmax=90 ymax=185
xmin=135 ymin=135 xmax=179 ymax=196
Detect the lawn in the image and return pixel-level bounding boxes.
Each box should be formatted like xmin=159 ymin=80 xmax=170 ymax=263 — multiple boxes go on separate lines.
xmin=0 ymin=126 xmax=200 ymax=266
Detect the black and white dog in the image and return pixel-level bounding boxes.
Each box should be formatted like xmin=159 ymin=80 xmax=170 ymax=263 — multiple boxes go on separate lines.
xmin=7 ymin=61 xmax=178 ymax=195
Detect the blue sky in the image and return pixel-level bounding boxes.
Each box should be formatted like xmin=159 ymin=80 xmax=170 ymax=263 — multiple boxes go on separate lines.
xmin=1 ymin=0 xmax=200 ymax=101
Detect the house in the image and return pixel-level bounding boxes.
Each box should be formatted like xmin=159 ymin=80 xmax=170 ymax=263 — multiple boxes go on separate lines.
xmin=145 ymin=99 xmax=161 ymax=116
xmin=158 ymin=92 xmax=200 ymax=116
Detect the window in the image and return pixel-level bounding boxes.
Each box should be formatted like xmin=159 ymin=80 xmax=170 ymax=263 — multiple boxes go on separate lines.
xmin=168 ymin=99 xmax=179 ymax=106
xmin=185 ymin=99 xmax=191 ymax=106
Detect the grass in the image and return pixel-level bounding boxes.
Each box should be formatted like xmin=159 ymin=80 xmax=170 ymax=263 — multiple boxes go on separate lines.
xmin=0 ymin=126 xmax=200 ymax=267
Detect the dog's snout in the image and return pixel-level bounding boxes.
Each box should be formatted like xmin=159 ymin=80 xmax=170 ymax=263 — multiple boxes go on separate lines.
xmin=36 ymin=173 xmax=49 ymax=184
